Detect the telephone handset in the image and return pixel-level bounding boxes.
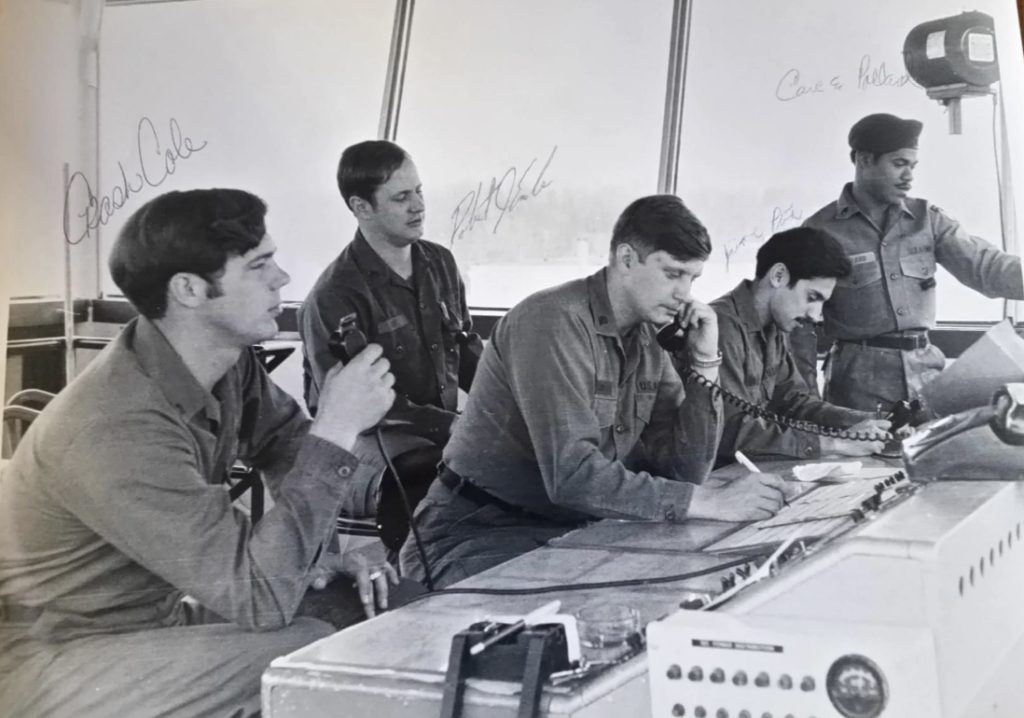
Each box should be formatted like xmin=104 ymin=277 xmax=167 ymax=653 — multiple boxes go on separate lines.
xmin=656 ymin=313 xmax=893 ymax=443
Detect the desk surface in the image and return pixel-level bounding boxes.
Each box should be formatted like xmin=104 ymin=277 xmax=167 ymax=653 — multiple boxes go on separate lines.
xmin=263 ymin=457 xmax=906 ymax=716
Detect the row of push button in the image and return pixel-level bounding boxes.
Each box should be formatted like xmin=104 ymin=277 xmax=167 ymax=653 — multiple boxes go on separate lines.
xmin=669 ymin=706 xmax=817 ymax=718
xmin=666 ymin=665 xmax=814 ymax=692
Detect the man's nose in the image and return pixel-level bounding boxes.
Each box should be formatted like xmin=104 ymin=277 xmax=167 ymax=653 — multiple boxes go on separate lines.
xmin=273 ymin=265 xmax=291 ymax=289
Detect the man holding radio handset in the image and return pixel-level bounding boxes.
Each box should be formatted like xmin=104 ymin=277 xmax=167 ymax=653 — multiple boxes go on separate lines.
xmin=0 ymin=189 xmax=406 ymax=718
xmin=400 ymin=195 xmax=795 ymax=589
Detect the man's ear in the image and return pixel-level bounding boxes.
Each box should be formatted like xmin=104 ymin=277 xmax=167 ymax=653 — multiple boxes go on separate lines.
xmin=769 ymin=262 xmax=790 ymax=288
xmin=614 ymin=243 xmax=636 ymax=269
xmin=349 ymin=195 xmax=373 ymax=220
xmin=166 ymin=272 xmax=209 ymax=310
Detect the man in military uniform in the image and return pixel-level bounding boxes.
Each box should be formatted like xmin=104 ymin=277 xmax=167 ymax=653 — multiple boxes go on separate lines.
xmin=795 ymin=112 xmax=1023 ymax=415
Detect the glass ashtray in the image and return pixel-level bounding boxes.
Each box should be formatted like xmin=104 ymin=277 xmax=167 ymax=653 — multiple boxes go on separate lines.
xmin=574 ymin=603 xmax=641 ymax=649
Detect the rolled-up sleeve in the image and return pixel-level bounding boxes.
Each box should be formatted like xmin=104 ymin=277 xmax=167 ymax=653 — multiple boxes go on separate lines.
xmin=498 ymin=304 xmax=714 ymax=523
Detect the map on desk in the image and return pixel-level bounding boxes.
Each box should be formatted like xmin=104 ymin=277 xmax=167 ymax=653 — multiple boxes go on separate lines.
xmin=704 ymin=470 xmax=908 ymax=552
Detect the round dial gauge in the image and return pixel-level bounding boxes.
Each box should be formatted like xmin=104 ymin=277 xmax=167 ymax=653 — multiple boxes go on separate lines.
xmin=826 ymin=654 xmax=889 ymax=718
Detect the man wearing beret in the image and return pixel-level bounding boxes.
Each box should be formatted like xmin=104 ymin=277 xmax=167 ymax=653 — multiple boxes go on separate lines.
xmin=793 ymin=112 xmax=1024 ymax=415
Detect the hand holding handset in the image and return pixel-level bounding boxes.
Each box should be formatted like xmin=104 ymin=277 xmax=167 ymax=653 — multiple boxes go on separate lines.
xmin=327 ymin=313 xmax=437 ymax=592
xmin=328 ymin=313 xmax=369 ymax=364
xmin=655 ymin=312 xmax=690 ymax=354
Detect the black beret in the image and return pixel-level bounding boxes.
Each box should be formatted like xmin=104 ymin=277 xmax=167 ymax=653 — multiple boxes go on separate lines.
xmin=848 ymin=113 xmax=923 ymax=155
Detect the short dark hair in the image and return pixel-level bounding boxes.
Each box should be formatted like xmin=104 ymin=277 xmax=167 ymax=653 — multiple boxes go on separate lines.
xmin=609 ymin=195 xmax=711 ymax=263
xmin=754 ymin=227 xmax=851 ymax=286
xmin=109 ymin=188 xmax=267 ymax=319
xmin=337 ymin=140 xmax=411 ymax=210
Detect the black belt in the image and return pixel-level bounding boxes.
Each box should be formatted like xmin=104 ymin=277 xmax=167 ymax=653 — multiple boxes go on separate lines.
xmin=841 ymin=332 xmax=929 ymax=351
xmin=438 ymin=466 xmax=563 ymax=525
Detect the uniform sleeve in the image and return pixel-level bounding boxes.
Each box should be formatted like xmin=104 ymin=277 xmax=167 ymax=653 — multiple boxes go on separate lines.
xmin=61 ymin=411 xmax=363 ymax=631
xmin=639 ymin=354 xmax=723 ymax=484
xmin=932 ymin=207 xmax=1024 ymax=300
xmin=497 ymin=304 xmax=704 ymax=522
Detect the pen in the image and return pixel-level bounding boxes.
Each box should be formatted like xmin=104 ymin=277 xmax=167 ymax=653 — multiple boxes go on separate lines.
xmin=734 ymin=450 xmax=760 ymax=473
xmin=469 ymin=600 xmax=562 ymax=656
xmin=735 ymin=451 xmax=790 ymax=507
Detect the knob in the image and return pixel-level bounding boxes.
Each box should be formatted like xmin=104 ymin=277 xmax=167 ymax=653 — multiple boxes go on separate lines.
xmin=716 ymin=710 xmax=729 ymax=718
xmin=667 ymin=665 xmax=682 ymax=680
xmin=754 ymin=671 xmax=770 ymax=687
xmin=800 ymin=676 xmax=816 ymax=692
xmin=688 ymin=666 xmax=704 ymax=681
xmin=710 ymin=668 xmax=725 ymax=683
xmin=739 ymin=712 xmax=751 ymax=718
xmin=695 ymin=707 xmax=707 ymax=718
xmin=672 ymin=704 xmax=686 ymax=717
xmin=778 ymin=674 xmax=793 ymax=690
xmin=732 ymin=671 xmax=748 ymax=686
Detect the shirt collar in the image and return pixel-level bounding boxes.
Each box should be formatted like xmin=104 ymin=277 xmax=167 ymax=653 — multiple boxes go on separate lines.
xmin=132 ymin=316 xmax=220 ymax=423
xmin=729 ymin=279 xmax=765 ymax=334
xmin=587 ymin=268 xmax=620 ymax=338
xmin=350 ymin=229 xmax=431 ymax=287
xmin=834 ymin=182 xmax=916 ymax=220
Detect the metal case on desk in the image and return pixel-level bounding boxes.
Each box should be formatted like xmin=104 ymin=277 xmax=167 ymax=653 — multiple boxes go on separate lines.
xmin=648 ymin=481 xmax=1024 ymax=718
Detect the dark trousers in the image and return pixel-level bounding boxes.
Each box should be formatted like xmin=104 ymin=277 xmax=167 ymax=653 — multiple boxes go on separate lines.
xmin=399 ymin=476 xmax=574 ymax=589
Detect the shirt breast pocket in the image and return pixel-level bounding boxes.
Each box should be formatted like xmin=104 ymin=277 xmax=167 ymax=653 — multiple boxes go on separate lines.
xmin=376 ymin=313 xmax=413 ymax=357
xmin=635 ymin=391 xmax=656 ymax=428
xmin=594 ymin=395 xmax=618 ymax=429
xmin=837 ymin=258 xmax=883 ymax=289
xmin=900 ymin=253 xmax=936 ymax=282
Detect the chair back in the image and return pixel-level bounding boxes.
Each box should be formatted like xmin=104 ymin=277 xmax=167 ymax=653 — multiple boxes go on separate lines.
xmin=376 ymin=444 xmax=444 ymax=552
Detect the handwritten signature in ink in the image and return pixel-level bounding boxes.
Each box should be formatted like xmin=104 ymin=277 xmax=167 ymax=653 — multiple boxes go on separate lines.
xmin=449 ymin=146 xmax=557 ymax=245
xmin=722 ymin=204 xmax=804 ymax=271
xmin=63 ymin=117 xmax=208 ymax=245
xmin=774 ymin=54 xmax=914 ymax=102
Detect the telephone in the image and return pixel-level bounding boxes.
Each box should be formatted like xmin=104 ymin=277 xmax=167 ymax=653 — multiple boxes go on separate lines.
xmin=655 ymin=313 xmax=894 ymax=444
xmin=902 ymin=383 xmax=1024 ymax=480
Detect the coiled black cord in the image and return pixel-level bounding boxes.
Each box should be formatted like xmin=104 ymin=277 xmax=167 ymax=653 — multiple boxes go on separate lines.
xmin=680 ymin=364 xmax=891 ymax=443
xmin=375 ymin=428 xmax=436 ymax=592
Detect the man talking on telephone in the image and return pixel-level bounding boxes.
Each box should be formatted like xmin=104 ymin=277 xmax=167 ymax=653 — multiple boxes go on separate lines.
xmin=711 ymin=227 xmax=892 ymax=467
xmin=400 ymin=195 xmax=793 ymax=589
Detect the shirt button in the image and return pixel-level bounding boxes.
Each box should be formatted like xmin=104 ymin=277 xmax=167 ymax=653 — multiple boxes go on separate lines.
xmin=615 ymin=425 xmax=626 ymax=434
xmin=430 ymin=343 xmax=439 ymax=351
xmin=882 ymin=241 xmax=888 ymax=247
xmin=890 ymin=273 xmax=898 ymax=280
xmin=338 ymin=466 xmax=352 ymax=478
xmin=420 ymin=302 xmax=426 ymax=309
xmin=805 ymin=446 xmax=814 ymax=455
xmin=666 ymin=509 xmax=676 ymax=521
xmin=440 ymin=384 xmax=446 ymax=391
xmin=897 ymin=308 xmax=906 ymax=315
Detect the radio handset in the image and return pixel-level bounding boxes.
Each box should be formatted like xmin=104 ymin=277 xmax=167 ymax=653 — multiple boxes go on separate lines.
xmin=656 ymin=314 xmax=889 ymax=445
xmin=327 ymin=313 xmax=436 ymax=592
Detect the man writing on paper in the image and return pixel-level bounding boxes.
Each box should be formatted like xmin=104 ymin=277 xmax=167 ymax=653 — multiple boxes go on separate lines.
xmin=0 ymin=189 xmax=413 ymax=718
xmin=792 ymin=113 xmax=1024 ymax=414
xmin=711 ymin=227 xmax=891 ymax=467
xmin=299 ymin=140 xmax=483 ymax=519
xmin=400 ymin=195 xmax=793 ymax=589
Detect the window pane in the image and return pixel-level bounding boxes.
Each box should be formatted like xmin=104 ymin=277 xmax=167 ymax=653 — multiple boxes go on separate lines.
xmin=677 ymin=0 xmax=1018 ymax=322
xmin=96 ymin=0 xmax=394 ymax=301
xmin=398 ymin=0 xmax=674 ymax=309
